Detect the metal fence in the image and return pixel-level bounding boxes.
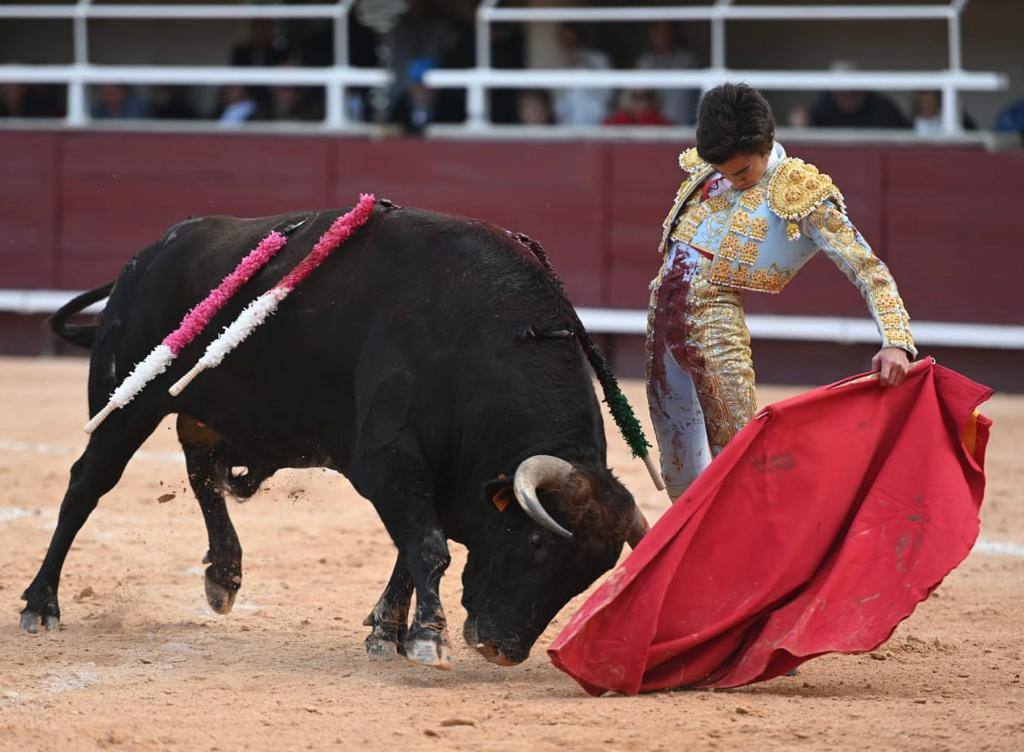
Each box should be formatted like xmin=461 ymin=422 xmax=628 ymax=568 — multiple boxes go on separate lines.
xmin=0 ymin=1 xmax=1009 ymax=132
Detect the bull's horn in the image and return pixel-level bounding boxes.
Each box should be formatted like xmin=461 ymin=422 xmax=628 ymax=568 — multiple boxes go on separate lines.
xmin=513 ymin=455 xmax=575 ymax=539
xmin=626 ymin=504 xmax=650 ymax=549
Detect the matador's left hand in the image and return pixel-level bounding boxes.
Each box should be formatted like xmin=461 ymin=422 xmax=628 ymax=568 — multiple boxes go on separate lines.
xmin=872 ymin=347 xmax=911 ymax=387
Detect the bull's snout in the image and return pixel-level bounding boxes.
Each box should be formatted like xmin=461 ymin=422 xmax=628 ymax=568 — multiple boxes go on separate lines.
xmin=463 ymin=616 xmax=530 ymax=666
xmin=473 ymin=641 xmax=520 ymax=666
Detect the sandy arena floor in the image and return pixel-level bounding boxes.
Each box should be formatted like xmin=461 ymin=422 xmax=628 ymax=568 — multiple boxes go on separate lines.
xmin=0 ymin=356 xmax=1021 ymax=751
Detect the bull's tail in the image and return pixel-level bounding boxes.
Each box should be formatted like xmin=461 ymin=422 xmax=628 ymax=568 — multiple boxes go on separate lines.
xmin=48 ymin=281 xmax=115 ymax=349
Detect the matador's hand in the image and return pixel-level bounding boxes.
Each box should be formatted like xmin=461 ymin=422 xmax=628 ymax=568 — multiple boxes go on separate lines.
xmin=872 ymin=347 xmax=911 ymax=386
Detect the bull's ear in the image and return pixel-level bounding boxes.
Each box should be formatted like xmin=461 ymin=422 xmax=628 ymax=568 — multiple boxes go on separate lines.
xmin=483 ymin=476 xmax=514 ymax=512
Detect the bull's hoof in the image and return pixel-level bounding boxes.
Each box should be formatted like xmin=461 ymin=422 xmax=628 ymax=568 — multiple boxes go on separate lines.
xmin=365 ymin=635 xmax=404 ymax=661
xmin=203 ymin=574 xmax=238 ymax=615
xmin=473 ymin=642 xmax=519 ymax=666
xmin=20 ymin=586 xmax=61 ymax=634
xmin=363 ymin=610 xmax=408 ymax=662
xmin=19 ymin=610 xmax=59 ymax=634
xmin=404 ymin=628 xmax=453 ymax=671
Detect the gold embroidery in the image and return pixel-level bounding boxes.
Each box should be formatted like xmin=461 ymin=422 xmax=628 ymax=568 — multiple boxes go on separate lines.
xmin=674 ymin=221 xmax=697 ymax=244
xmin=679 ymin=147 xmax=709 ymax=174
xmin=751 ymin=269 xmax=772 ymax=289
xmin=786 ymin=221 xmax=801 ymax=240
xmin=768 ymin=157 xmax=845 ymax=221
xmin=806 ymin=203 xmax=915 ymax=354
xmin=685 ymin=277 xmax=756 ymax=454
xmin=709 ymin=259 xmax=792 ymax=293
xmin=836 ymin=226 xmax=856 ymax=246
xmin=654 ymin=254 xmax=757 ymax=455
xmin=740 ymin=187 xmax=765 ymax=211
xmin=749 ymin=217 xmax=768 ymax=241
xmin=730 ymin=210 xmax=751 ymax=237
xmin=824 ymin=207 xmax=845 ymax=233
xmin=719 ymin=234 xmax=740 ymax=261
xmin=706 ymin=194 xmax=730 ymax=213
xmin=662 ymin=163 xmax=717 ymax=253
xmin=739 ymin=240 xmax=759 ymax=265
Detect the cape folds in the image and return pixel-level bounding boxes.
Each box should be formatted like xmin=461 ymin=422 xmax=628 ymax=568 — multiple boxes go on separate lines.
xmin=549 ymin=360 xmax=992 ymax=695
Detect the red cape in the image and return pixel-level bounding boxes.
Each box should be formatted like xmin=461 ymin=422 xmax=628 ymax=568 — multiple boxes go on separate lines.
xmin=549 ymin=360 xmax=992 ymax=695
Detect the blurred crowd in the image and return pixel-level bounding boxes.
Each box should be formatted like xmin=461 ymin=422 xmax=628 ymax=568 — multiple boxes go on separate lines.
xmin=2 ymin=4 xmax=1022 ymax=141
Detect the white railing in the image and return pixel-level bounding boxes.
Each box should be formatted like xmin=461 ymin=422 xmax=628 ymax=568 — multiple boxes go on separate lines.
xmin=0 ymin=1 xmax=1010 ymax=133
xmin=3 ymin=289 xmax=1021 ymax=350
xmin=454 ymin=0 xmax=1003 ymax=132
xmin=0 ymin=0 xmax=380 ymax=127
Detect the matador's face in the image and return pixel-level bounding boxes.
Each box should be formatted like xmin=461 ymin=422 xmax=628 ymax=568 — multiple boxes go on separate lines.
xmin=712 ymin=150 xmax=772 ymax=191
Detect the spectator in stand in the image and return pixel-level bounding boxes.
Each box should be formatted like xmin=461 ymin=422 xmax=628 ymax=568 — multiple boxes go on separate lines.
xmin=517 ymin=89 xmax=554 ymax=125
xmin=911 ymin=90 xmax=976 ymax=136
xmin=786 ymin=103 xmax=812 ymax=128
xmin=217 ymin=84 xmax=266 ymax=126
xmin=231 ymin=19 xmax=290 ymax=67
xmin=0 ymin=82 xmax=64 ymax=117
xmin=91 ymin=84 xmax=148 ymax=119
xmin=147 ymin=86 xmax=198 ymax=120
xmin=267 ymin=61 xmax=324 ymax=122
xmin=810 ymin=60 xmax=908 ymax=129
xmin=635 ymin=21 xmax=698 ymax=125
xmin=811 ymin=89 xmax=909 ymax=128
xmin=389 ymin=58 xmax=440 ymax=134
xmin=552 ymin=23 xmax=612 ymax=126
xmin=385 ymin=0 xmax=459 ymax=133
xmin=228 ymin=19 xmax=291 ymax=126
xmin=992 ymin=98 xmax=1024 ymax=141
xmin=603 ymin=89 xmax=672 ymax=126
xmin=490 ymin=23 xmax=527 ymax=125
xmin=294 ymin=16 xmax=378 ymax=123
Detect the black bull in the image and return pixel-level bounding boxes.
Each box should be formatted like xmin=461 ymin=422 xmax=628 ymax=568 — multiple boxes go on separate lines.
xmin=19 ymin=202 xmax=649 ymax=669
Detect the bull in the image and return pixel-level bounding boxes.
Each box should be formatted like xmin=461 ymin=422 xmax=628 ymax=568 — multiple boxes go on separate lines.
xmin=19 ymin=200 xmax=649 ymax=668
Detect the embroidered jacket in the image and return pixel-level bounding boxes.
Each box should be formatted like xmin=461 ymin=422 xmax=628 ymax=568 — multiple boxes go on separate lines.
xmin=658 ymin=143 xmax=916 ymax=356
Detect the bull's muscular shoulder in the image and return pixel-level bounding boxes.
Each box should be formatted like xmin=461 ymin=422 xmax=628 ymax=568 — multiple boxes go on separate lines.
xmin=766 ymin=156 xmax=847 ymax=221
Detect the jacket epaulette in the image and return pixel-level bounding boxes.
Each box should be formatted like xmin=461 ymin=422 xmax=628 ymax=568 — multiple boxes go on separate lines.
xmin=678 ymin=147 xmax=709 ymax=175
xmin=766 ymin=157 xmax=846 ymax=221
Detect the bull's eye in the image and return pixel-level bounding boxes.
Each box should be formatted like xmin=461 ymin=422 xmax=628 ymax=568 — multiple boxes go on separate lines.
xmin=528 ymin=532 xmax=544 ymax=550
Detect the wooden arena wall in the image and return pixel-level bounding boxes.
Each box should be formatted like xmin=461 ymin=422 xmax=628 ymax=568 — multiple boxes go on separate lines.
xmin=1 ymin=130 xmax=1021 ymax=387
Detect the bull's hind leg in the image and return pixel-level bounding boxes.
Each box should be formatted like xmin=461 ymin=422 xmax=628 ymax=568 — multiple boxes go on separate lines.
xmin=362 ymin=553 xmax=413 ymax=660
xmin=20 ymin=411 xmax=163 ymax=633
xmin=177 ymin=415 xmax=242 ymax=615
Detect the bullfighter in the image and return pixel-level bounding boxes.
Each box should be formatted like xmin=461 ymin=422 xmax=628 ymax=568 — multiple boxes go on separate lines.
xmin=648 ymin=83 xmax=916 ymax=498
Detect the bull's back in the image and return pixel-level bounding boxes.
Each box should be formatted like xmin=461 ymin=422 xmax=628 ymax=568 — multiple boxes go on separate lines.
xmin=90 ymin=205 xmax=585 ymax=469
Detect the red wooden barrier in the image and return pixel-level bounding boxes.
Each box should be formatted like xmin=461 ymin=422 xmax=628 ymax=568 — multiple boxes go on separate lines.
xmin=0 ymin=129 xmax=1020 ymax=326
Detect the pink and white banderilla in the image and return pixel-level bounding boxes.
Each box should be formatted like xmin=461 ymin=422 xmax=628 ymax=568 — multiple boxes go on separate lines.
xmin=83 ymin=230 xmax=290 ymax=433
xmin=168 ymin=193 xmax=377 ymax=397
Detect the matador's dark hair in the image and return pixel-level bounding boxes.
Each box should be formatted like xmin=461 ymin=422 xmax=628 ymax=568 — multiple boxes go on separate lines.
xmin=509 ymin=231 xmax=652 ymax=460
xmin=695 ymin=83 xmax=776 ymax=164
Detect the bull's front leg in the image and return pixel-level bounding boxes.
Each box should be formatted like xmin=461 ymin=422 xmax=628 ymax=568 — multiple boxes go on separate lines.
xmin=373 ymin=506 xmax=452 ymax=670
xmin=352 ymin=371 xmax=452 ymax=669
xmin=354 ymin=447 xmax=452 ymax=668
xmin=363 ymin=552 xmax=413 ymax=659
xmin=401 ymin=527 xmax=452 ymax=668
